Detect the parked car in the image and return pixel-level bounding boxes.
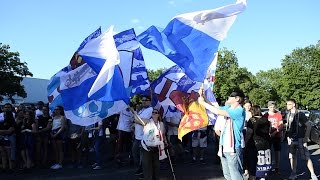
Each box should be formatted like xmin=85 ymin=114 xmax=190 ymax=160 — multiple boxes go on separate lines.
xmin=309 ymin=110 xmax=320 ymax=145
xmin=261 ymin=108 xmax=268 ymax=115
xmin=299 ymin=109 xmax=310 ymax=118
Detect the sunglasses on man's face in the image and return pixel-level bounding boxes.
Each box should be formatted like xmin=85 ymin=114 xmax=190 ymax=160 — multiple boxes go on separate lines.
xmin=152 ymin=111 xmax=159 ymax=114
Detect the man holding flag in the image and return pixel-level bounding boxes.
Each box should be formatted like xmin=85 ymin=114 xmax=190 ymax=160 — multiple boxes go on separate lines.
xmin=198 ymin=89 xmax=245 ymax=180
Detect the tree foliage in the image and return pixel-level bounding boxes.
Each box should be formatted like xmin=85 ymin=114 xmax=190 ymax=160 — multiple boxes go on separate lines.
xmin=251 ymin=68 xmax=282 ymax=107
xmin=214 ymin=48 xmax=255 ymax=101
xmin=147 ymin=68 xmax=166 ymax=82
xmin=0 ymin=43 xmax=33 ymax=104
xmin=278 ymin=41 xmax=320 ymax=109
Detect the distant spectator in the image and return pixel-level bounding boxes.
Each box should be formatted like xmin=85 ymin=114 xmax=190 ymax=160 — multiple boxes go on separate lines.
xmin=263 ymin=101 xmax=283 ymax=175
xmin=115 ymin=107 xmax=134 ymax=165
xmin=67 ymin=120 xmax=84 ymax=168
xmin=0 ymin=103 xmax=17 ymax=169
xmin=35 ymin=106 xmax=52 ymax=167
xmin=50 ymin=105 xmax=67 ymax=170
xmin=286 ymin=99 xmax=318 ymax=180
xmin=165 ymin=108 xmax=183 ymax=165
xmin=191 ymin=126 xmax=207 ymax=164
xmin=251 ymin=105 xmax=272 ymax=180
xmin=91 ymin=119 xmax=107 ymax=170
xmin=35 ymin=101 xmax=45 ymax=118
xmin=20 ymin=110 xmax=37 ymax=169
xmin=0 ymin=111 xmax=15 ymax=170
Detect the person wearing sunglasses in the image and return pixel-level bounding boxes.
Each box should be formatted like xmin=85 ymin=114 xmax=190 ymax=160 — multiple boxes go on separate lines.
xmin=131 ymin=107 xmax=167 ymax=180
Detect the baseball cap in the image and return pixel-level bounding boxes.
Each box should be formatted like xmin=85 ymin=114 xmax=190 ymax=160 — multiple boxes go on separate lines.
xmin=267 ymin=101 xmax=276 ymax=107
xmin=229 ymin=90 xmax=245 ymax=98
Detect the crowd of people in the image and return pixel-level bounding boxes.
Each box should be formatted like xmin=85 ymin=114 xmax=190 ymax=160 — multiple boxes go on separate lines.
xmin=0 ymin=91 xmax=318 ymax=180
xmin=198 ymin=90 xmax=318 ymax=180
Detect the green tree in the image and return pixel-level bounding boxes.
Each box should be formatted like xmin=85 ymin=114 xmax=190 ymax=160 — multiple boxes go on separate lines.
xmin=252 ymin=68 xmax=282 ymax=107
xmin=214 ymin=48 xmax=255 ymax=101
xmin=278 ymin=41 xmax=320 ymax=109
xmin=0 ymin=43 xmax=33 ymax=104
xmin=147 ymin=68 xmax=166 ymax=82
xmin=248 ymin=88 xmax=273 ymax=107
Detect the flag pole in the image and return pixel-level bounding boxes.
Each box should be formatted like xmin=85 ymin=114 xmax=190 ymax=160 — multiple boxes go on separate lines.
xmin=165 ymin=148 xmax=177 ymax=180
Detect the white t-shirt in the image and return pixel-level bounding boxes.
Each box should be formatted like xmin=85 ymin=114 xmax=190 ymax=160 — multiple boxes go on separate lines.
xmin=215 ymin=116 xmax=245 ymax=153
xmin=215 ymin=116 xmax=234 ymax=152
xmin=165 ymin=111 xmax=181 ymax=136
xmin=134 ymin=107 xmax=153 ymax=140
xmin=35 ymin=109 xmax=43 ymax=118
xmin=117 ymin=109 xmax=134 ymax=132
xmin=52 ymin=116 xmax=63 ymax=131
xmin=0 ymin=112 xmax=16 ymax=122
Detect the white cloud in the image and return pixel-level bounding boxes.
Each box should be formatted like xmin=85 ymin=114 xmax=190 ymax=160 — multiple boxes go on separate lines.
xmin=131 ymin=19 xmax=140 ymax=24
xmin=168 ymin=1 xmax=176 ymax=6
xmin=137 ymin=26 xmax=144 ymax=30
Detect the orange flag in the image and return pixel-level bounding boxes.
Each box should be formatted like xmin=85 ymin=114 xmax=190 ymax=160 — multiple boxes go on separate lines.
xmin=178 ymin=101 xmax=209 ymax=140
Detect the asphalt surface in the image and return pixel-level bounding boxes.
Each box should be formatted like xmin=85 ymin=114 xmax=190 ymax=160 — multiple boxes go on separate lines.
xmin=1 ymin=141 xmax=320 ymax=180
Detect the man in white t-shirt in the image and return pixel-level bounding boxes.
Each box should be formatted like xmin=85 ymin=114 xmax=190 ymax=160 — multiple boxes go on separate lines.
xmin=131 ymin=96 xmax=153 ymax=176
xmin=165 ymin=108 xmax=183 ymax=164
xmin=35 ymin=101 xmax=44 ymax=119
xmin=115 ymin=106 xmax=134 ymax=164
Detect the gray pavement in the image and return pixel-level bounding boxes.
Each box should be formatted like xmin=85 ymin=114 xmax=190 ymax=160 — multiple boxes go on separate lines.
xmin=1 ymin=141 xmax=320 ymax=180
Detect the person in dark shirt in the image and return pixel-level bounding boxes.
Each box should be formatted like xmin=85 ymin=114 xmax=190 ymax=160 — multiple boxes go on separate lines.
xmin=0 ymin=111 xmax=15 ymax=170
xmin=35 ymin=106 xmax=52 ymax=167
xmin=20 ymin=110 xmax=37 ymax=169
xmin=286 ymin=99 xmax=317 ymax=180
xmin=250 ymin=105 xmax=272 ymax=180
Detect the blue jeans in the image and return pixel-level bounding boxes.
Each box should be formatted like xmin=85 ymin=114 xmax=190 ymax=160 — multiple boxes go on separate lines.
xmin=221 ymin=148 xmax=244 ymax=180
xmin=94 ymin=136 xmax=105 ymax=166
xmin=132 ymin=139 xmax=142 ymax=169
xmin=8 ymin=135 xmax=16 ymax=161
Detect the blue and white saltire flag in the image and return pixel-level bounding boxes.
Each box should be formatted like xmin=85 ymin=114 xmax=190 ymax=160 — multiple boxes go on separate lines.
xmin=48 ymin=26 xmax=129 ymax=126
xmin=138 ymin=0 xmax=246 ymax=82
xmin=47 ymin=27 xmax=102 ymax=115
xmin=48 ymin=27 xmax=150 ymax=126
xmin=151 ymin=65 xmax=217 ymax=125
xmin=114 ymin=29 xmax=150 ymax=97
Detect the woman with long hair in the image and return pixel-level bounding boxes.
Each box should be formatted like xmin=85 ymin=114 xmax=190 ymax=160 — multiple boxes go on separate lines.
xmin=36 ymin=105 xmax=52 ymax=167
xmin=20 ymin=110 xmax=37 ymax=169
xmin=50 ymin=105 xmax=67 ymax=170
xmin=15 ymin=109 xmax=25 ymax=169
xmin=131 ymin=107 xmax=167 ymax=180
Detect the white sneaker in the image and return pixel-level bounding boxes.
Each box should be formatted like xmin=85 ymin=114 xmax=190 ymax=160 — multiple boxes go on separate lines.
xmin=50 ymin=164 xmax=58 ymax=169
xmin=289 ymin=173 xmax=297 ymax=180
xmin=51 ymin=164 xmax=62 ymax=170
xmin=91 ymin=163 xmax=98 ymax=168
xmin=311 ymin=174 xmax=318 ymax=180
xmin=92 ymin=165 xmax=102 ymax=170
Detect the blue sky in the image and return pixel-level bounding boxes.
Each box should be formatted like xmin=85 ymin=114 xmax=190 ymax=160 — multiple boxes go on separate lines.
xmin=1 ymin=0 xmax=319 ymax=80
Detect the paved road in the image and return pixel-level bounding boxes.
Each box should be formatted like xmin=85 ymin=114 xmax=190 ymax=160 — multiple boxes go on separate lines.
xmin=1 ymin=141 xmax=320 ymax=180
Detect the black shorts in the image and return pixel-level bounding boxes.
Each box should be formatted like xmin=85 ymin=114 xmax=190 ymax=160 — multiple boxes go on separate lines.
xmin=271 ymin=137 xmax=281 ymax=151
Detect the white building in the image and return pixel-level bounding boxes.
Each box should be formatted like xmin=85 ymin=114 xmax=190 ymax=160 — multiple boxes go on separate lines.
xmin=1 ymin=77 xmax=49 ymax=105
